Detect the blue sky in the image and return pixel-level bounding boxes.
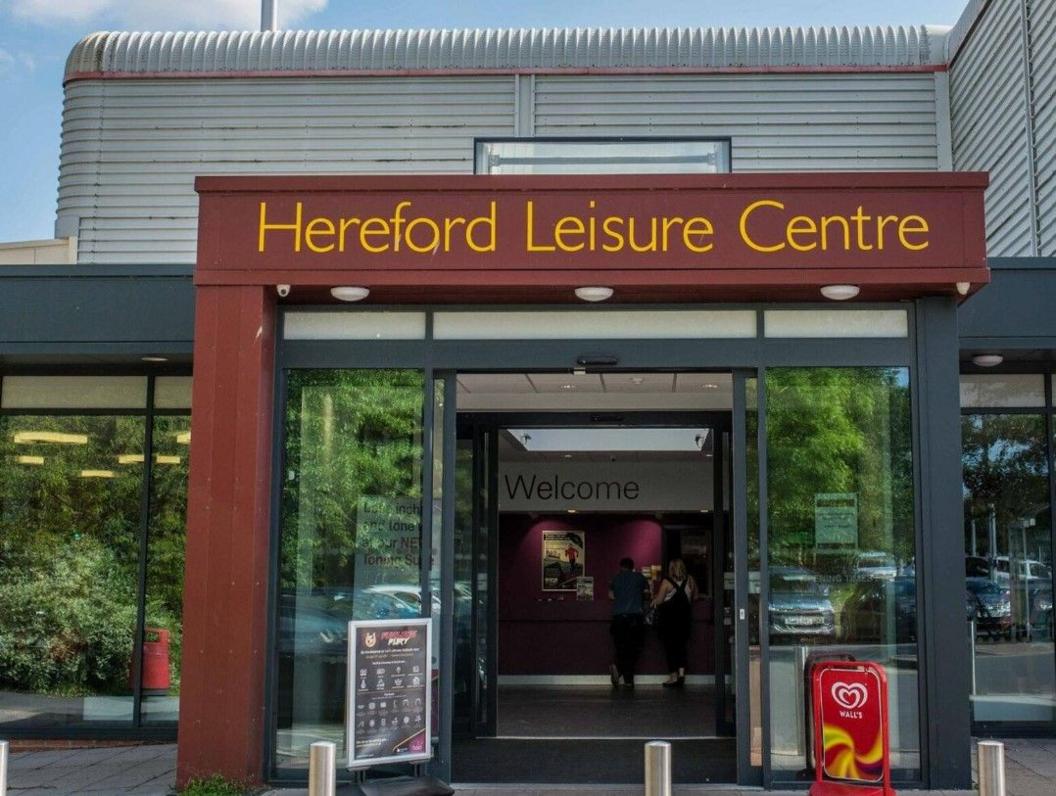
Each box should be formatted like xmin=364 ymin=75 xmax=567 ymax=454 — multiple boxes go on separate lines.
xmin=0 ymin=0 xmax=969 ymax=243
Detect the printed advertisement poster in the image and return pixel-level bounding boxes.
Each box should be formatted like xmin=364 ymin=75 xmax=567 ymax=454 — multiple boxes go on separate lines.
xmin=816 ymin=664 xmax=885 ymax=784
xmin=347 ymin=618 xmax=432 ymax=769
xmin=542 ymin=530 xmax=585 ymax=591
xmin=576 ymin=576 xmax=594 ymax=601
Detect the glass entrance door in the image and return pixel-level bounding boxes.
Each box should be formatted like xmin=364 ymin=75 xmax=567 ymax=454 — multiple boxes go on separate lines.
xmin=452 ymin=424 xmax=497 ymax=739
xmin=446 ymin=394 xmax=737 ymax=784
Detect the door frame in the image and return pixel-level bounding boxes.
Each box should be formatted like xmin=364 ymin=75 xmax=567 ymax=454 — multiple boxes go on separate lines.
xmin=453 ymin=408 xmax=734 ymax=747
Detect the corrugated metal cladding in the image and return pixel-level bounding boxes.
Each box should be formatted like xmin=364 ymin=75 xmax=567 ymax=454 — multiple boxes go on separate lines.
xmin=64 ymin=27 xmax=946 ymax=75
xmin=1031 ymin=0 xmax=1056 ymax=254
xmin=59 ymin=71 xmax=943 ymax=263
xmin=533 ymin=74 xmax=940 ymax=172
xmin=59 ymin=77 xmax=516 ymax=263
xmin=950 ymin=0 xmax=1056 ymax=257
xmin=58 ymin=25 xmax=953 ymax=264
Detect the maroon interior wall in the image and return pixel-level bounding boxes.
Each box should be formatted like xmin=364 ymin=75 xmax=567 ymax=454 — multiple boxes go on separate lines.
xmin=497 ymin=514 xmax=714 ymax=676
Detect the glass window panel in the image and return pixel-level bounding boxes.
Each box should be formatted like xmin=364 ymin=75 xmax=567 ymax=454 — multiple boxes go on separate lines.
xmin=452 ymin=437 xmax=474 ymax=732
xmin=763 ymin=310 xmax=908 ymax=339
xmin=429 ymin=377 xmax=445 ymax=751
xmin=959 ymin=374 xmax=1046 ymax=409
xmin=746 ymin=376 xmax=763 ymax=769
xmin=283 ymin=312 xmax=426 ymax=341
xmin=0 ymin=415 xmax=144 ymax=728
xmin=140 ymin=416 xmax=190 ymax=724
xmin=275 ymin=370 xmax=425 ymax=771
xmin=475 ymin=139 xmax=730 ymax=175
xmin=1 ymin=376 xmax=147 ymax=409
xmin=154 ymin=377 xmax=193 ymax=410
xmin=764 ymin=368 xmax=919 ymax=780
xmin=962 ymin=414 xmax=1054 ymax=725
xmin=433 ymin=310 xmax=757 ymax=340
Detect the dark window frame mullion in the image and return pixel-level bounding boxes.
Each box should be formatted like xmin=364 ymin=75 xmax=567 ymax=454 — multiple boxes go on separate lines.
xmin=1046 ymin=374 xmax=1056 ymax=705
xmin=131 ymin=376 xmax=157 ymax=728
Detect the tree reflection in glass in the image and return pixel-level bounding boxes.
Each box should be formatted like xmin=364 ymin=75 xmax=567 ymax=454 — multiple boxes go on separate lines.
xmin=962 ymin=413 xmax=1054 ymax=725
xmin=764 ymin=368 xmax=919 ymax=780
xmin=275 ymin=370 xmax=425 ymax=768
xmin=0 ymin=415 xmax=144 ymax=727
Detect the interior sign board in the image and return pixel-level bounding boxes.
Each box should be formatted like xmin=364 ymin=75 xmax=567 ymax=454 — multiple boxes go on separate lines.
xmin=815 ymin=492 xmax=859 ymax=547
xmin=347 ymin=618 xmax=432 ymax=769
xmin=500 ymin=461 xmax=712 ymax=512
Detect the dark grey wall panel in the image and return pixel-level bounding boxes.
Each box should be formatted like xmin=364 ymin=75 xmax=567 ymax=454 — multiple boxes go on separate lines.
xmin=915 ymin=296 xmax=972 ymax=789
xmin=958 ymin=258 xmax=1056 ymax=346
xmin=0 ymin=267 xmax=194 ymax=357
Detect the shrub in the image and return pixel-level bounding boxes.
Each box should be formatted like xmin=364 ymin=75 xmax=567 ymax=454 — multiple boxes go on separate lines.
xmin=0 ymin=540 xmax=137 ymax=694
xmin=180 ymin=775 xmax=257 ymax=796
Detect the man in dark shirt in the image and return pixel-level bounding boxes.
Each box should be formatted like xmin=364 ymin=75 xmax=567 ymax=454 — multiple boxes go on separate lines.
xmin=609 ymin=557 xmax=651 ymax=688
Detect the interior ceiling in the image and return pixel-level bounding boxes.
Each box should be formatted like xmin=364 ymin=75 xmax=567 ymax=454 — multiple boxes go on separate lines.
xmin=497 ymin=429 xmax=713 ymax=463
xmin=457 ymin=371 xmax=733 ymax=411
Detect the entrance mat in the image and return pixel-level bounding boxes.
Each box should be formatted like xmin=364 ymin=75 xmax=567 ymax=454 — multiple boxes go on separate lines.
xmin=452 ymin=738 xmax=736 ymax=784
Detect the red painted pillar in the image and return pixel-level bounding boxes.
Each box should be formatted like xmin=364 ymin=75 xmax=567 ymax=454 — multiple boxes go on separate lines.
xmin=177 ymin=285 xmax=276 ymax=786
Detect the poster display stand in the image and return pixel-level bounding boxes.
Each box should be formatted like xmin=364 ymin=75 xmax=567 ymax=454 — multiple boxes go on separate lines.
xmin=347 ymin=618 xmax=433 ymax=770
xmin=809 ymin=660 xmax=895 ymax=796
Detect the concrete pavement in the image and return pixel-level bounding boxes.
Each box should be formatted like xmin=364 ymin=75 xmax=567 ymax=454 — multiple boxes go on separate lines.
xmin=3 ymin=738 xmax=1056 ymax=794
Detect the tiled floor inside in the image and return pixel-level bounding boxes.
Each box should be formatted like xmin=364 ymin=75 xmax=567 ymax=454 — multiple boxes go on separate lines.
xmin=496 ymin=684 xmax=720 ymax=737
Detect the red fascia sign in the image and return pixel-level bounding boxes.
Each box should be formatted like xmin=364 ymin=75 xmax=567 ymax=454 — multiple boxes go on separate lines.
xmin=194 ymin=173 xmax=989 ymax=303
xmin=810 ymin=660 xmax=895 ymax=796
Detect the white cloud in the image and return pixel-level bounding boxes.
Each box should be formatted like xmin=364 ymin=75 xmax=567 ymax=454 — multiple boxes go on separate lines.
xmin=9 ymin=0 xmax=328 ymax=30
xmin=0 ymin=46 xmax=35 ymax=78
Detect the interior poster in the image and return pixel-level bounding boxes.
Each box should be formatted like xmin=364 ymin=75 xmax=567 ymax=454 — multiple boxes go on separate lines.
xmin=542 ymin=530 xmax=585 ymax=591
xmin=346 ymin=618 xmax=432 ymax=769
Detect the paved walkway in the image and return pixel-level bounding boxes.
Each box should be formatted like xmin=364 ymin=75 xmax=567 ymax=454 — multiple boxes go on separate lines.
xmin=5 ymin=744 xmax=175 ymax=794
xmin=3 ymin=739 xmax=1056 ymax=794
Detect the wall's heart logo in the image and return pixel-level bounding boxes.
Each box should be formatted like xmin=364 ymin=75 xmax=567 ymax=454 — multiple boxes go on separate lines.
xmin=831 ymin=681 xmax=869 ymax=710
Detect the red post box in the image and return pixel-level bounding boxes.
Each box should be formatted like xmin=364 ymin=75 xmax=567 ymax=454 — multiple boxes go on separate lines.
xmin=809 ymin=660 xmax=895 ymax=796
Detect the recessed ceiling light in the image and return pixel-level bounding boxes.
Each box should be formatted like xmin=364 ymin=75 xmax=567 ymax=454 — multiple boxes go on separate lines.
xmin=972 ymin=354 xmax=1004 ymax=368
xmin=820 ymin=284 xmax=860 ymax=301
xmin=631 ymin=377 xmax=645 ymax=385
xmin=142 ymin=356 xmax=168 ymax=363
xmin=567 ymin=509 xmax=578 ymax=514
xmin=563 ymin=453 xmax=574 ymax=459
xmin=331 ymin=286 xmax=370 ymax=302
xmin=574 ymin=286 xmax=614 ymax=302
xmin=561 ymin=384 xmax=575 ymax=390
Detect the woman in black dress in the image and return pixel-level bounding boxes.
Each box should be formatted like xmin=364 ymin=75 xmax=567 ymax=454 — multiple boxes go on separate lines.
xmin=651 ymin=558 xmax=697 ymax=687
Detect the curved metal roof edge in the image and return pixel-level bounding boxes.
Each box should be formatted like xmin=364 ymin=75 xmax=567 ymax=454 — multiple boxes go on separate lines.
xmin=65 ymin=25 xmax=954 ymax=78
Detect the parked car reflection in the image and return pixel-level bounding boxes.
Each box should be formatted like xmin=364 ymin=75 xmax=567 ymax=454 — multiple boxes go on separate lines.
xmin=966 ymin=577 xmax=1013 ymax=640
xmin=1028 ymin=582 xmax=1054 ymax=639
xmin=276 ymin=587 xmax=420 ymax=656
xmin=768 ymin=567 xmax=835 ymax=642
xmin=840 ymin=576 xmax=917 ymax=643
xmin=853 ymin=551 xmax=898 ymax=581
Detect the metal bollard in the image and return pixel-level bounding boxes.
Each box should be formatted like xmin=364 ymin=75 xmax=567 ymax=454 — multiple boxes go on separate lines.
xmin=308 ymin=741 xmax=336 ymax=796
xmin=978 ymin=740 xmax=1006 ymax=796
xmin=644 ymin=740 xmax=672 ymax=796
xmin=0 ymin=739 xmax=8 ymax=796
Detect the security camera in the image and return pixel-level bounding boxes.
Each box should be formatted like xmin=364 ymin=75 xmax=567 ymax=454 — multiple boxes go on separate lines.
xmin=276 ymin=284 xmax=291 ymax=298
